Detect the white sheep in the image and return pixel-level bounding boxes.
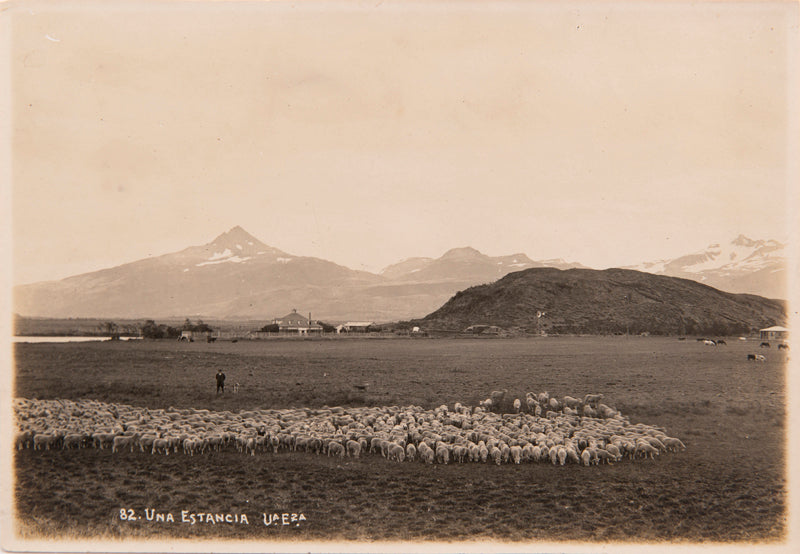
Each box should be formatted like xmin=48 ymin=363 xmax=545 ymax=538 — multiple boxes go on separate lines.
xmin=152 ymin=438 xmax=170 ymax=455
xmin=662 ymin=437 xmax=686 ymax=452
xmin=418 ymin=442 xmax=435 ymax=464
xmin=346 ymin=439 xmax=362 ymax=458
xmin=33 ymin=433 xmax=57 ymax=451
xmin=490 ymin=446 xmax=502 ymax=465
xmin=138 ymin=434 xmax=157 ymax=453
xmin=16 ymin=430 xmax=33 ymax=450
xmin=62 ymin=433 xmax=87 ymax=450
xmin=388 ymin=443 xmax=406 ymax=462
xmin=327 ymin=441 xmax=346 ymax=458
xmin=537 ymin=392 xmax=550 ymax=405
xmin=112 ymin=434 xmax=138 ymax=453
xmin=562 ymin=396 xmax=581 ymax=409
xmin=479 ymin=444 xmax=489 ymax=463
xmin=584 ymin=393 xmax=603 ymax=406
xmin=435 ymin=443 xmax=450 ymax=464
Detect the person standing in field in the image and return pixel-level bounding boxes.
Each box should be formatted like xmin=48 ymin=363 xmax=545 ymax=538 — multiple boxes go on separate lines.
xmin=216 ymin=370 xmax=226 ymax=394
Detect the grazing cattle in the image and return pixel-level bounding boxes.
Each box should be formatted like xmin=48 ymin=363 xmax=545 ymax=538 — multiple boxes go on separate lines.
xmin=760 ymin=342 xmax=770 ymax=348
xmin=747 ymin=354 xmax=757 ymax=361
xmin=703 ymin=340 xmax=716 ymax=346
xmin=778 ymin=343 xmax=789 ymax=351
xmin=716 ymin=339 xmax=726 ymax=346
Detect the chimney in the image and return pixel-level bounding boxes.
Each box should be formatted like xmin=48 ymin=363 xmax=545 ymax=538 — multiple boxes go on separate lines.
xmin=309 ymin=312 xmax=312 ymax=325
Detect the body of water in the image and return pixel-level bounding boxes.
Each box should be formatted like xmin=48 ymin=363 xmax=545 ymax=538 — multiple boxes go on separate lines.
xmin=12 ymin=336 xmax=142 ymax=343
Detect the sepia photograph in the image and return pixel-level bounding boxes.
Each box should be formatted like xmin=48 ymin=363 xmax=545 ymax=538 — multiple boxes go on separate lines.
xmin=1 ymin=0 xmax=798 ymax=552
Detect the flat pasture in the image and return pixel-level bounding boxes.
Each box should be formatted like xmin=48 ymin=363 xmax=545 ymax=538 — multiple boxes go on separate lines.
xmin=12 ymin=336 xmax=787 ymax=543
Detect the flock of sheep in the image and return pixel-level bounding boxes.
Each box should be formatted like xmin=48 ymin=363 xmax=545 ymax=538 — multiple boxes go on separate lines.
xmin=13 ymin=391 xmax=685 ymax=467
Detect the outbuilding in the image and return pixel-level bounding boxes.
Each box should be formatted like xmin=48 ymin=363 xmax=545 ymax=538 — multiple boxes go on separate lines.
xmin=341 ymin=322 xmax=374 ymax=333
xmin=759 ymin=326 xmax=789 ymax=342
xmin=179 ymin=330 xmax=211 ymax=342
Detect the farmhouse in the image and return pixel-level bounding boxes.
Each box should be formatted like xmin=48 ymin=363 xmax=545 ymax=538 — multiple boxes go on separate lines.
xmin=273 ymin=309 xmax=322 ymax=335
xmin=759 ymin=326 xmax=788 ymax=342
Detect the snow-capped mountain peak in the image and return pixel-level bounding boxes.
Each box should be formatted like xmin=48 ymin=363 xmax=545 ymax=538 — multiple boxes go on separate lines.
xmin=624 ymin=235 xmax=787 ymax=298
xmin=676 ymin=236 xmax=785 ymax=274
xmin=195 ymin=226 xmax=289 ymax=263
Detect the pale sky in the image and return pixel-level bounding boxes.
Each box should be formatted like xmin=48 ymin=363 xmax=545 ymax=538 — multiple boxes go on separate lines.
xmin=8 ymin=0 xmax=798 ymax=284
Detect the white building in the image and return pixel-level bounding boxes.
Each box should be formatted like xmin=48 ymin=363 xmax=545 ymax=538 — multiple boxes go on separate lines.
xmin=759 ymin=326 xmax=788 ymax=342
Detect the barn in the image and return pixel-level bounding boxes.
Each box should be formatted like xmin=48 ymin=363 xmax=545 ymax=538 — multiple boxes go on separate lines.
xmin=759 ymin=326 xmax=788 ymax=342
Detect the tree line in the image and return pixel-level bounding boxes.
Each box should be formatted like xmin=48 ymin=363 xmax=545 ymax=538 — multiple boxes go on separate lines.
xmin=140 ymin=318 xmax=213 ymax=339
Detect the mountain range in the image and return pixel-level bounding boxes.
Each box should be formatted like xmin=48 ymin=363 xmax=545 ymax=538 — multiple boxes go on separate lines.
xmin=12 ymin=226 xmax=788 ymax=321
xmin=622 ymin=235 xmax=787 ymax=299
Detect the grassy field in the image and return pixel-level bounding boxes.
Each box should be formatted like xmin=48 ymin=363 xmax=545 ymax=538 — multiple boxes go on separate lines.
xmin=12 ymin=336 xmax=788 ymax=544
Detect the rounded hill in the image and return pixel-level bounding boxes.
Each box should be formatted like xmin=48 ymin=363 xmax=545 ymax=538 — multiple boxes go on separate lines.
xmin=418 ymin=267 xmax=785 ymax=336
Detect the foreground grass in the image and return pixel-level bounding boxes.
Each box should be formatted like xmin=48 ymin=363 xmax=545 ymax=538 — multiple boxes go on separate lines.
xmin=12 ymin=337 xmax=788 ymax=543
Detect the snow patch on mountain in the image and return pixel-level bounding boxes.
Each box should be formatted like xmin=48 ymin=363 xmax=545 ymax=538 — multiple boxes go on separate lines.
xmin=196 ymin=256 xmax=252 ymax=267
xmin=628 ymin=236 xmax=785 ymax=275
xmin=635 ymin=261 xmax=668 ymax=273
xmin=208 ymin=248 xmax=233 ymax=261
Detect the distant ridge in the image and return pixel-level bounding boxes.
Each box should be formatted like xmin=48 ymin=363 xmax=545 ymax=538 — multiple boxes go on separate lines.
xmin=13 ymin=227 xmax=382 ymax=320
xmin=379 ymin=246 xmax=586 ymax=283
xmin=12 ymin=227 xmax=788 ymax=321
xmin=418 ymin=267 xmax=785 ymax=336
xmin=13 ymin=227 xmax=590 ymax=320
